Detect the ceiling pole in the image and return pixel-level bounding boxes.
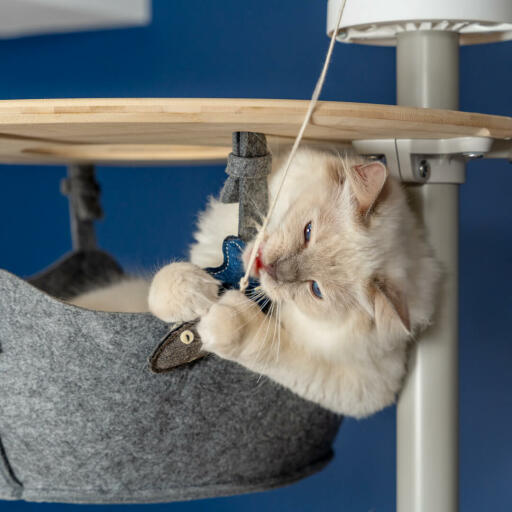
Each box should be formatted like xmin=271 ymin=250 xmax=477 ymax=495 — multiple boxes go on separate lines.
xmin=396 ymin=30 xmax=460 ymax=512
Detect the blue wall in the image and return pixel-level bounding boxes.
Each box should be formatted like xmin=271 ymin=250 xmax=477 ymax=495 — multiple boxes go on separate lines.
xmin=0 ymin=1 xmax=510 ymax=510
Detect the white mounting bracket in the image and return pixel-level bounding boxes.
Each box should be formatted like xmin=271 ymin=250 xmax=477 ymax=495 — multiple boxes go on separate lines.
xmin=352 ymin=136 xmax=494 ymax=184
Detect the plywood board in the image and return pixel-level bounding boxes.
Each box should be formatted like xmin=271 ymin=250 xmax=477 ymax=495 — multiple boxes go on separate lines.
xmin=0 ymin=98 xmax=510 ymax=165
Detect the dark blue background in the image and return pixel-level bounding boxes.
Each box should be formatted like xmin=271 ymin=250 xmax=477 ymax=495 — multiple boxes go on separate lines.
xmin=0 ymin=1 xmax=510 ymax=510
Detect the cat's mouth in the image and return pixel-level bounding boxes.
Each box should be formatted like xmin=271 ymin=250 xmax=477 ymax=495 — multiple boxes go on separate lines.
xmin=254 ymin=251 xmax=264 ymax=277
xmin=251 ymin=246 xmax=270 ymax=279
xmin=244 ymin=243 xmax=276 ymax=282
xmin=254 ymin=250 xmax=278 ymax=282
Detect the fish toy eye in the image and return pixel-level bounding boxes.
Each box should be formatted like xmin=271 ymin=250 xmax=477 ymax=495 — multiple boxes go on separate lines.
xmin=311 ymin=280 xmax=323 ymax=299
xmin=304 ymin=221 xmax=312 ymax=244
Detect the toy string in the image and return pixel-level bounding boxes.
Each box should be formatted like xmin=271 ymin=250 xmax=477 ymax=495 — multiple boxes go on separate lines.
xmin=239 ymin=0 xmax=348 ymax=292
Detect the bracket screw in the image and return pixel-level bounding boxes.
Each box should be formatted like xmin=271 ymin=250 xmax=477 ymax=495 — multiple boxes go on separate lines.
xmin=418 ymin=159 xmax=431 ymax=181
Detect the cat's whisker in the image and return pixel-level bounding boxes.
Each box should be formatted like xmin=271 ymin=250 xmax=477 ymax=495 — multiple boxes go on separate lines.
xmin=262 ymin=304 xmax=276 ymax=350
xmin=270 ymin=303 xmax=280 ymax=363
xmin=232 ymin=295 xmax=266 ymax=314
xmin=245 ymin=294 xmax=267 ymax=305
xmin=252 ymin=302 xmax=275 ymax=364
xmin=228 ymin=305 xmax=265 ymax=337
xmin=256 ymin=304 xmax=281 ymax=380
xmin=267 ymin=307 xmax=278 ymax=363
xmin=247 ymin=285 xmax=265 ymax=294
xmin=227 ymin=297 xmax=272 ymax=339
xmin=228 ymin=302 xmax=260 ymax=322
xmin=251 ymin=318 xmax=270 ymax=370
xmin=245 ymin=290 xmax=266 ymax=302
xmin=274 ymin=302 xmax=282 ymax=363
xmin=254 ymin=302 xmax=274 ymax=362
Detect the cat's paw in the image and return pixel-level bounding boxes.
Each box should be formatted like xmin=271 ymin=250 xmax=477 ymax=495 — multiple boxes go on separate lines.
xmin=148 ymin=262 xmax=219 ymax=322
xmin=197 ymin=290 xmax=256 ymax=360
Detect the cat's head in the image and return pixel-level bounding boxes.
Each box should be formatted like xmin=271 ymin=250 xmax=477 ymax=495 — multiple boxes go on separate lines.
xmin=243 ymin=148 xmax=438 ymax=340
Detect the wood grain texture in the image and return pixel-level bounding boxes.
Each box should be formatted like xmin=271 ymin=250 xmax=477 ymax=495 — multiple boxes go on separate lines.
xmin=0 ymin=98 xmax=510 ymax=165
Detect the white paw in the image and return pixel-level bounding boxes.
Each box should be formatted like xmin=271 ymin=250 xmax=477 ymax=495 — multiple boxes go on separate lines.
xmin=198 ymin=290 xmax=254 ymax=359
xmin=148 ymin=262 xmax=219 ymax=322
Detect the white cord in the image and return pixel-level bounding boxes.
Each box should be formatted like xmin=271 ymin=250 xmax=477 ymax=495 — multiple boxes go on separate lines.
xmin=239 ymin=0 xmax=348 ymax=292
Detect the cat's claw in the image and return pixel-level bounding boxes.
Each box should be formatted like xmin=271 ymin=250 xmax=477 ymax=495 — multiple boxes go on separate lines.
xmin=148 ymin=262 xmax=220 ymax=323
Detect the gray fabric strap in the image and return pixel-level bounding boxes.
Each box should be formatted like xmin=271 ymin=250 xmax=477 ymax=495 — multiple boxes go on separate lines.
xmin=60 ymin=165 xmax=103 ymax=251
xmin=225 ymin=153 xmax=272 ymax=179
xmin=220 ymin=132 xmax=271 ymax=242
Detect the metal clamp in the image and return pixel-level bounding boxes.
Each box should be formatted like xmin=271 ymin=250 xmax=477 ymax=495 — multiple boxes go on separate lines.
xmin=352 ymin=136 xmax=494 ymax=184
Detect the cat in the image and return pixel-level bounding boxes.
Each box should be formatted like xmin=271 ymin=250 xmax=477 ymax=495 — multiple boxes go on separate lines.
xmin=70 ymin=147 xmax=439 ymax=418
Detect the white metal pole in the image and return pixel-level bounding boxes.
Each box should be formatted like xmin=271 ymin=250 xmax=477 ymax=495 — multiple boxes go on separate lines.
xmin=396 ymin=30 xmax=460 ymax=512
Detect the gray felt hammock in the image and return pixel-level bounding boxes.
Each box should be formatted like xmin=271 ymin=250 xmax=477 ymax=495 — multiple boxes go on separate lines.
xmin=0 ymin=133 xmax=342 ymax=504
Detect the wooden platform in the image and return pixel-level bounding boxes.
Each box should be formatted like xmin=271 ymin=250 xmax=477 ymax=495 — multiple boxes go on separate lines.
xmin=0 ymin=98 xmax=510 ymax=165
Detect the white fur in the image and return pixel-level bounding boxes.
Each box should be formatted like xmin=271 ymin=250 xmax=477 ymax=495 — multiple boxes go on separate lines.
xmin=69 ymin=278 xmax=150 ymax=313
xmin=189 ymin=200 xmax=239 ymax=267
xmin=151 ymin=148 xmax=440 ymax=417
xmin=148 ymin=262 xmax=219 ymax=322
xmin=70 ymin=147 xmax=439 ymax=418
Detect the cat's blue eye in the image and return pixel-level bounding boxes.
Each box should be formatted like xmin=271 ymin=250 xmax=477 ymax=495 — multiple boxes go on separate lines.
xmin=311 ymin=280 xmax=323 ymax=299
xmin=304 ymin=221 xmax=312 ymax=244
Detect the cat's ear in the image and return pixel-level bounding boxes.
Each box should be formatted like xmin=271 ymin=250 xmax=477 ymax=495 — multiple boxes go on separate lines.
xmin=348 ymin=162 xmax=388 ymax=216
xmin=373 ymin=280 xmax=411 ymax=337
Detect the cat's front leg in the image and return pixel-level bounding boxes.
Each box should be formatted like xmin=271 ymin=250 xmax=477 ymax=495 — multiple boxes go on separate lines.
xmin=198 ymin=290 xmax=273 ymax=361
xmin=148 ymin=262 xmax=220 ymax=322
xmin=198 ymin=291 xmax=385 ymax=417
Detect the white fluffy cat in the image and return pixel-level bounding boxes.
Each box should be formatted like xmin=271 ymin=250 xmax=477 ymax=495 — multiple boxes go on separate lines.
xmin=71 ymin=148 xmax=439 ymax=418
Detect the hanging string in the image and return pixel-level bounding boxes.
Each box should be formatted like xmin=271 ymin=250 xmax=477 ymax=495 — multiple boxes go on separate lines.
xmin=239 ymin=0 xmax=348 ymax=292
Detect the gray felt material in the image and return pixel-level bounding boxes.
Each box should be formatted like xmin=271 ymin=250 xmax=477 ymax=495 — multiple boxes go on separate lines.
xmin=28 ymin=250 xmax=124 ymax=299
xmin=0 ymin=269 xmax=341 ymax=504
xmin=220 ymin=132 xmax=271 ymax=241
xmin=61 ymin=164 xmax=103 ymax=251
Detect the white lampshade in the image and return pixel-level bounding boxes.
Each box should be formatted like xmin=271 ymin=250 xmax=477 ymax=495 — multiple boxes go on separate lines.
xmin=327 ymin=0 xmax=512 ymax=45
xmin=0 ymin=0 xmax=150 ymax=39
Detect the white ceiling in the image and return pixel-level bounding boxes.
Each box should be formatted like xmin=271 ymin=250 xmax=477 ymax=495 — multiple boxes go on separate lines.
xmin=0 ymin=0 xmax=151 ymax=38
